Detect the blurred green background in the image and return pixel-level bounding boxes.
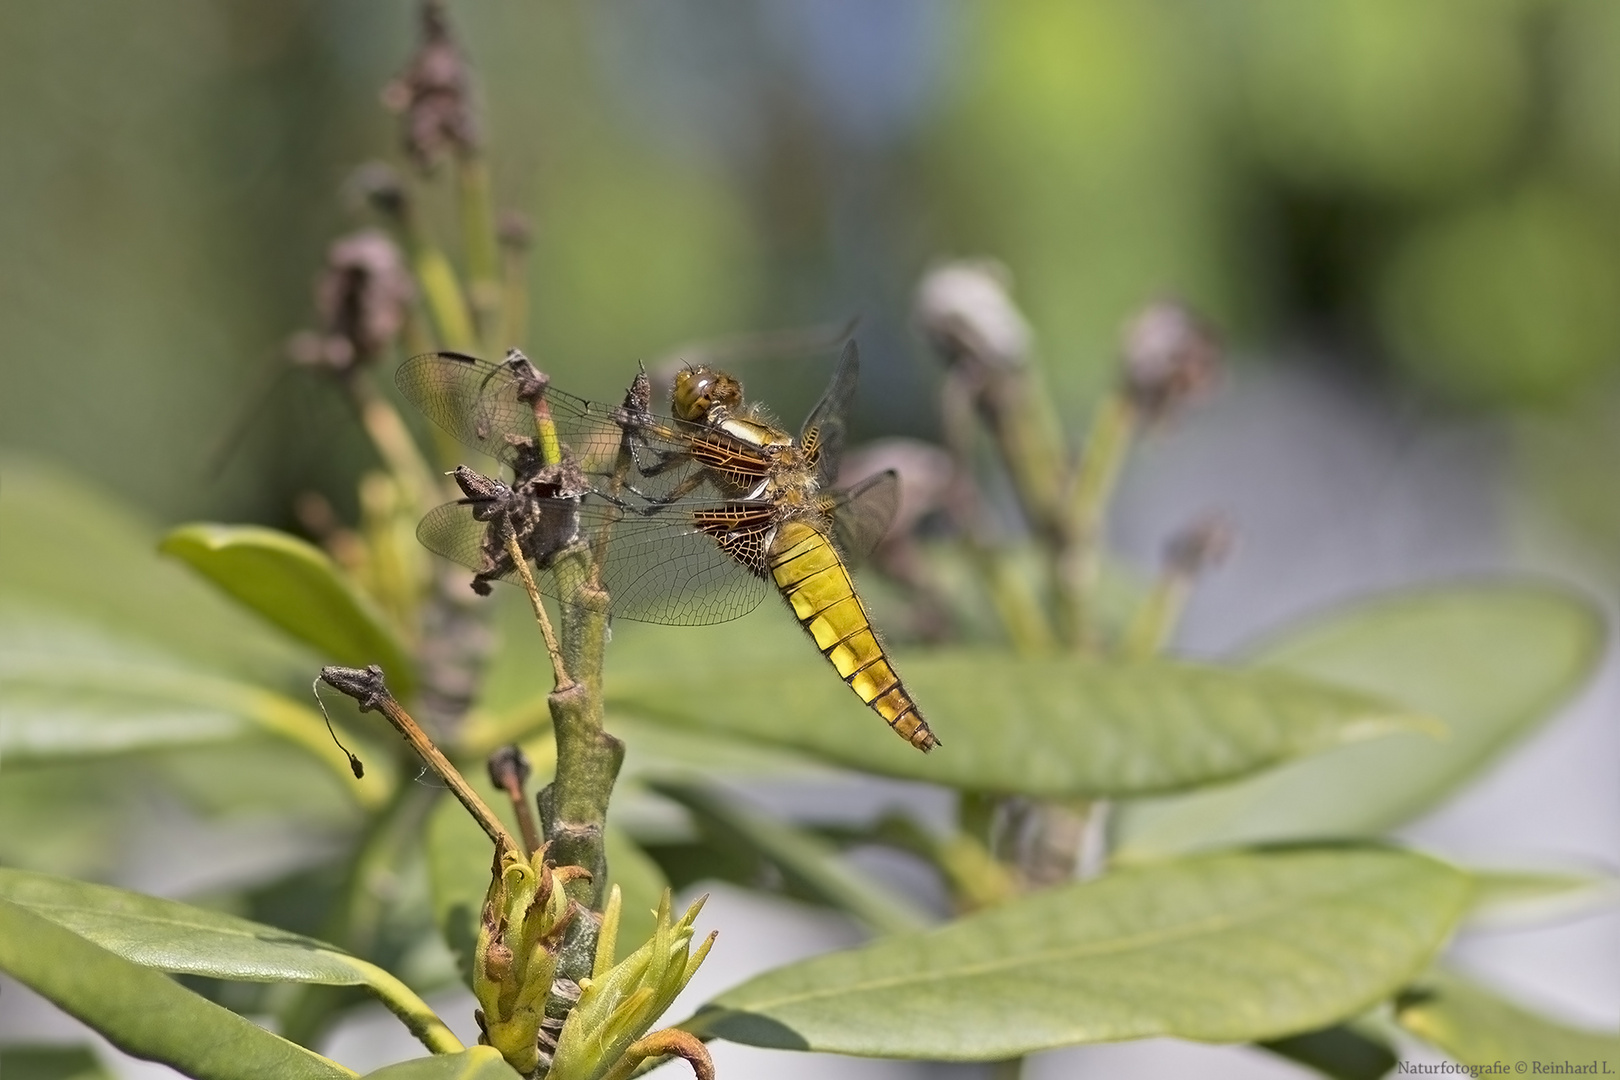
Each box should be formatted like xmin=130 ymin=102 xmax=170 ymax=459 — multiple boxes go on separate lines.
xmin=1 ymin=0 xmax=1618 ymax=554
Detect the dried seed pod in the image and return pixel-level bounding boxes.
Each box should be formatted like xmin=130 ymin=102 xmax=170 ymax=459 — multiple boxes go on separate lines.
xmin=1164 ymin=512 xmax=1235 ymax=578
xmin=913 ymin=259 xmax=1032 ymax=372
xmin=497 ymin=209 xmax=532 ymax=251
xmin=1120 ymin=299 xmax=1219 ymax=424
xmin=381 ymin=1 xmax=478 ymax=169
xmin=291 ymin=229 xmax=414 ymax=375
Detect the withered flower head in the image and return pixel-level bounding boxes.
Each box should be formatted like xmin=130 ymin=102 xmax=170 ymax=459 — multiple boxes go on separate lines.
xmin=497 ymin=209 xmax=533 ymax=252
xmin=1164 ymin=512 xmax=1234 ymax=577
xmin=381 ymin=0 xmax=478 ymax=169
xmin=913 ymin=259 xmax=1032 ymax=372
xmin=289 ymin=229 xmax=414 ymax=375
xmin=1120 ymin=299 xmax=1220 ymax=424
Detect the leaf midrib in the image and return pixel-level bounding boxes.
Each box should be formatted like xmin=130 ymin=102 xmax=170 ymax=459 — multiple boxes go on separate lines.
xmin=727 ymin=863 xmax=1434 ymax=1012
xmin=9 ymin=897 xmax=349 ymax=964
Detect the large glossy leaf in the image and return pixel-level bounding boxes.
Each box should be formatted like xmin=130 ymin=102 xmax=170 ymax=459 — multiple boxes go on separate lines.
xmin=426 ymin=792 xmax=495 ymax=989
xmin=0 ymin=760 xmax=141 ymax=878
xmin=0 ymin=896 xmax=355 ymax=1080
xmin=362 ymin=1049 xmax=521 ymax=1080
xmin=1260 ymin=1024 xmax=1396 ymax=1080
xmin=609 ymin=614 xmax=1425 ymax=796
xmin=0 ymin=458 xmax=379 ymax=797
xmin=648 ymin=777 xmax=922 ymax=937
xmin=1395 ymin=970 xmax=1620 ymax=1066
xmin=684 ymin=846 xmax=1471 ymax=1061
xmin=1115 ymin=584 xmax=1605 ymax=858
xmin=0 ymin=1046 xmax=112 ymax=1080
xmin=0 ymin=611 xmax=387 ymax=799
xmin=1463 ymin=867 xmax=1620 ymax=930
xmin=0 ymin=869 xmax=460 ymax=1055
xmin=0 ymin=456 xmax=310 ymax=681
xmin=161 ymin=524 xmax=415 ymax=697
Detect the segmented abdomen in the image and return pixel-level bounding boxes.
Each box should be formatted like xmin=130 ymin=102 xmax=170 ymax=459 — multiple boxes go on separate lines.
xmin=767 ymin=520 xmax=939 ymax=752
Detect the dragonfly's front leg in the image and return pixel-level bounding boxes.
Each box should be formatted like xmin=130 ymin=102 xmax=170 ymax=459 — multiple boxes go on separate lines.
xmin=619 ymin=450 xmax=712 ymax=510
xmin=605 ymin=467 xmax=712 ymax=518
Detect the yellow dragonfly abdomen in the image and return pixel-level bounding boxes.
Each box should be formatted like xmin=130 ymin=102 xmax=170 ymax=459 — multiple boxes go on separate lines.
xmin=768 ymin=520 xmax=939 ymax=752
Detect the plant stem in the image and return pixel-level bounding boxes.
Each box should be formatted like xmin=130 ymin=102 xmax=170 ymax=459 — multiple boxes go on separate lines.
xmin=319 ymin=665 xmax=520 ymax=857
xmin=457 ymin=155 xmax=502 ymax=355
xmin=538 ymin=558 xmax=624 ymax=910
xmin=1056 ymin=392 xmax=1136 ymax=648
xmin=504 ymin=532 xmax=571 ymax=691
xmin=498 ymin=219 xmax=530 ymax=355
xmin=958 ymin=790 xmax=1000 ymax=851
xmin=990 ymin=1056 xmax=1025 ymax=1080
xmin=348 ymin=370 xmax=443 ymax=517
xmin=394 ymin=177 xmax=477 ymax=352
xmin=1121 ymin=571 xmax=1191 ymax=659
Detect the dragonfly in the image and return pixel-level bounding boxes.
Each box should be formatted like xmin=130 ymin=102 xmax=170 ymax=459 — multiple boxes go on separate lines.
xmin=396 ymin=342 xmax=940 ymax=752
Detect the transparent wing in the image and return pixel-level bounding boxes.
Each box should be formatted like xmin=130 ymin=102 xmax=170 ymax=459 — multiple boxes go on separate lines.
xmin=828 ymin=469 xmax=900 ymax=562
xmin=396 ymin=351 xmax=735 ymax=503
xmin=799 ymin=339 xmax=859 ymax=489
xmin=417 ymin=491 xmax=772 ymax=626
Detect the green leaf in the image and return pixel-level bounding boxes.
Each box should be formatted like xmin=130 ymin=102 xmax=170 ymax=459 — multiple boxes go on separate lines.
xmin=0 ymin=458 xmax=383 ymax=799
xmin=161 ymin=524 xmax=415 ymax=698
xmin=0 ymin=612 xmax=388 ymax=800
xmin=685 ymin=846 xmax=1471 ymax=1061
xmin=611 ymin=628 xmax=1425 ymax=797
xmin=362 ymin=1048 xmax=521 ymax=1080
xmin=1114 ymin=584 xmax=1605 ymax=858
xmin=426 ymin=792 xmax=492 ymax=991
xmin=1464 ymin=867 xmax=1620 ymax=930
xmin=1259 ymin=1024 xmax=1397 ymax=1080
xmin=0 ymin=456 xmax=310 ymax=681
xmin=1395 ymin=970 xmax=1620 ymax=1066
xmin=648 ymin=777 xmax=922 ymax=937
xmin=0 ymin=869 xmax=460 ymax=1055
xmin=0 ymin=1046 xmax=113 ymax=1080
xmin=0 ymin=761 xmax=141 ymax=878
xmin=0 ymin=896 xmax=356 ymax=1080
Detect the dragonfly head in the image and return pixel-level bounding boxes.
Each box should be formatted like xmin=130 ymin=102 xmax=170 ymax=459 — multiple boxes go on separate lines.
xmin=672 ymin=365 xmax=743 ymax=423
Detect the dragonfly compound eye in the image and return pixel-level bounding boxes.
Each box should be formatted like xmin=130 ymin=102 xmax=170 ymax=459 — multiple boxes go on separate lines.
xmin=672 ymin=367 xmax=742 ymax=422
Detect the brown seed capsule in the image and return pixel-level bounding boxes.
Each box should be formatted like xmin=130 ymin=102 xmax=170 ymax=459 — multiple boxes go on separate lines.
xmin=497 ymin=210 xmax=532 ymax=251
xmin=382 ymin=1 xmax=478 ymax=169
xmin=1164 ymin=512 xmax=1234 ymax=577
xmin=291 ymin=229 xmax=414 ymax=375
xmin=1120 ymin=300 xmax=1220 ymax=424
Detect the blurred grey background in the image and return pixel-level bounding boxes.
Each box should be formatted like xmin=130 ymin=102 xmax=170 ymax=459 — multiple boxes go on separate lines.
xmin=1 ymin=1 xmax=1615 ymax=1076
